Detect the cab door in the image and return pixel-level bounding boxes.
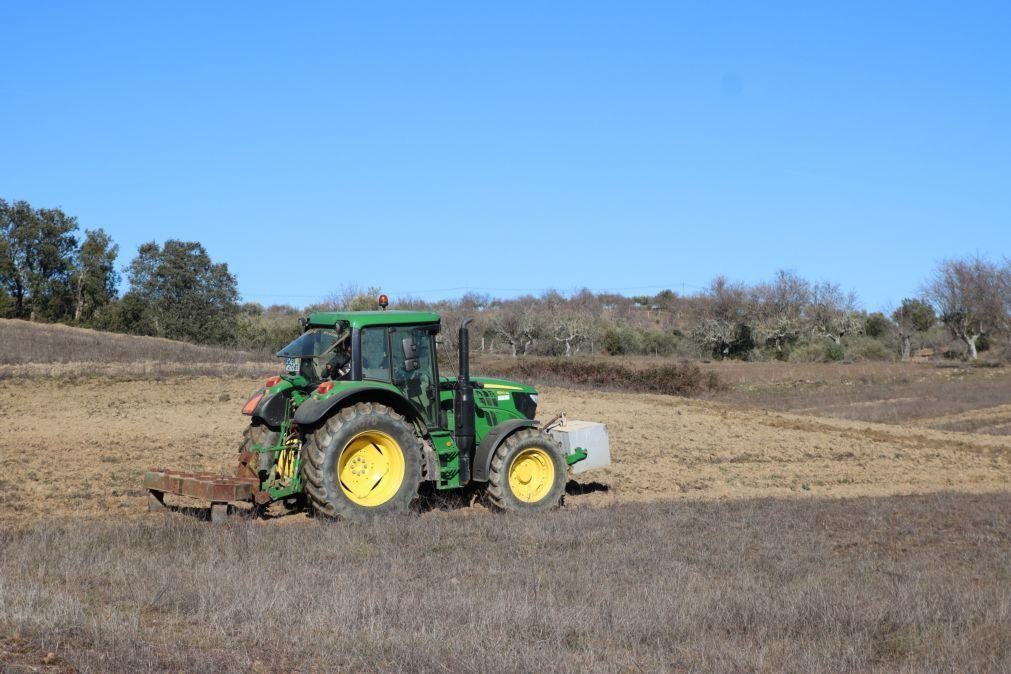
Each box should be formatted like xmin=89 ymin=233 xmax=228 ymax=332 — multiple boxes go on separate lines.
xmin=389 ymin=325 xmax=440 ymax=427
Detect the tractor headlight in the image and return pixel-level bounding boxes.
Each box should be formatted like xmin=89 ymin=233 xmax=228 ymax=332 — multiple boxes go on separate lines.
xmin=512 ymin=392 xmax=538 ymax=420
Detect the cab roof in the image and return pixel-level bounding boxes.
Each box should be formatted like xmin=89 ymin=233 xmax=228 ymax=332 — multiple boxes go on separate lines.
xmin=307 ymin=310 xmax=441 ymax=330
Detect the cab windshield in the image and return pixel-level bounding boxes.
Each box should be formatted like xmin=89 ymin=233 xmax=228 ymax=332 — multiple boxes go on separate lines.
xmin=277 ymin=324 xmax=351 ymax=381
xmin=277 ymin=326 xmax=348 ymax=358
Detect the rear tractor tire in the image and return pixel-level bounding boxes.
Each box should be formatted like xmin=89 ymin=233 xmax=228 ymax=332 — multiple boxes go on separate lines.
xmin=301 ymin=402 xmax=422 ymax=521
xmin=487 ymin=429 xmax=566 ymax=512
xmin=237 ymin=423 xmax=278 ymax=480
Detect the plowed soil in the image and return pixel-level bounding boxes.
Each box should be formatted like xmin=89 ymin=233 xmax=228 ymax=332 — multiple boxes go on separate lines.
xmin=1 ymin=376 xmax=1007 ymax=524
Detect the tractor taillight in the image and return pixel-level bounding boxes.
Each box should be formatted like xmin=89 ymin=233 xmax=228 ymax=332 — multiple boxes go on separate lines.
xmin=265 ymin=376 xmax=282 ymax=388
xmin=242 ymin=391 xmax=264 ymax=415
xmin=317 ymin=381 xmax=334 ymax=395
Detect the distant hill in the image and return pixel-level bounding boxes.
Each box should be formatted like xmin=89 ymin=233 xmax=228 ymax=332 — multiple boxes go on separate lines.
xmin=0 ymin=319 xmax=270 ymax=365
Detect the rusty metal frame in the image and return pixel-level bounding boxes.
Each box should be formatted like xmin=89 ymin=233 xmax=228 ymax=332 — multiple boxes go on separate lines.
xmin=143 ymin=469 xmax=259 ymax=503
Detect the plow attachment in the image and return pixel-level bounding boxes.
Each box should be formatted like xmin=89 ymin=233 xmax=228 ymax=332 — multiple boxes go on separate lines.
xmin=144 ymin=469 xmax=259 ymax=524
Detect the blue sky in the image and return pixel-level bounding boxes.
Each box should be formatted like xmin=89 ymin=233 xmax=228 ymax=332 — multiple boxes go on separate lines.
xmin=2 ymin=1 xmax=1009 ymax=311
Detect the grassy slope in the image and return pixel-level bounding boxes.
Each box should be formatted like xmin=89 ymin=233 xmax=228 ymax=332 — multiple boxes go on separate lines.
xmin=0 ymin=318 xmax=268 ymax=365
xmin=0 ymin=318 xmax=276 ymax=379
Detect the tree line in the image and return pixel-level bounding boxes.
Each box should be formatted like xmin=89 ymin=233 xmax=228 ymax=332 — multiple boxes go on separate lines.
xmin=1 ymin=199 xmax=238 ymax=345
xmin=2 ymin=198 xmax=1009 ymax=361
xmin=0 ymin=199 xmax=118 ymax=323
xmin=252 ymin=262 xmax=1010 ymax=363
xmin=392 ymin=259 xmax=1008 ymax=362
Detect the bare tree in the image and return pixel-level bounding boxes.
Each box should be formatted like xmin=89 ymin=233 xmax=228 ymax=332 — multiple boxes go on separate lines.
xmin=489 ymin=302 xmax=541 ymax=357
xmin=752 ymin=270 xmax=809 ymax=353
xmin=458 ymin=291 xmax=491 ymax=312
xmin=520 ymin=307 xmax=546 ymax=355
xmin=690 ymin=318 xmax=736 ymax=357
xmin=313 ymin=284 xmax=384 ymax=312
xmin=569 ymin=288 xmax=604 ymax=317
xmin=552 ymin=313 xmax=588 ymax=357
xmin=925 ymin=256 xmax=1011 ymax=359
xmin=805 ymin=281 xmax=859 ymax=343
xmin=682 ymin=278 xmax=750 ymax=358
xmin=704 ymin=276 xmax=750 ymax=325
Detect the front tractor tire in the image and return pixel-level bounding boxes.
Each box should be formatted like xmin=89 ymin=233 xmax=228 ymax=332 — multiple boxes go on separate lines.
xmin=487 ymin=429 xmax=566 ymax=512
xmin=301 ymin=402 xmax=422 ymax=521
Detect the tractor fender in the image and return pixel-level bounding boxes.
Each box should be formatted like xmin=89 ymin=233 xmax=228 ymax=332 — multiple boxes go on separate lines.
xmin=471 ymin=419 xmax=539 ymax=482
xmin=293 ymin=384 xmax=426 ymax=432
xmin=252 ymin=389 xmax=290 ymax=429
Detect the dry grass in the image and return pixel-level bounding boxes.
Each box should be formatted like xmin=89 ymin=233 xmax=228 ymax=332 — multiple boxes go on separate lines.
xmin=1 ymin=493 xmax=1007 ymax=673
xmin=476 ymin=355 xmax=1011 ymax=436
xmin=706 ymin=359 xmax=1011 ymax=435
xmin=0 ymin=318 xmax=269 ymax=365
xmin=923 ymin=405 xmax=1011 ymax=436
xmin=698 ymin=359 xmax=952 ymax=387
xmin=0 ymin=360 xmax=277 ymax=382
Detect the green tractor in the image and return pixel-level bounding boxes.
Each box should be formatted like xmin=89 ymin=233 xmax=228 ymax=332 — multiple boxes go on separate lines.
xmin=145 ymin=303 xmax=610 ymax=522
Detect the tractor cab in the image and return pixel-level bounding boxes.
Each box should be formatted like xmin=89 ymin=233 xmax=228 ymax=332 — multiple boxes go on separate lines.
xmin=288 ymin=310 xmax=444 ymax=427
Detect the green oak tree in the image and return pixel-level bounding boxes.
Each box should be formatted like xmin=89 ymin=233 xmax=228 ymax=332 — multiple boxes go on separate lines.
xmin=73 ymin=228 xmax=119 ymax=322
xmin=0 ymin=199 xmax=79 ymax=321
xmin=892 ymin=298 xmax=935 ymax=361
xmin=125 ymin=240 xmax=239 ymax=344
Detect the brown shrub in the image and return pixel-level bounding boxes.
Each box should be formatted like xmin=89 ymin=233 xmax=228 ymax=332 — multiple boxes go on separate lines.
xmin=483 ymin=357 xmax=724 ymax=396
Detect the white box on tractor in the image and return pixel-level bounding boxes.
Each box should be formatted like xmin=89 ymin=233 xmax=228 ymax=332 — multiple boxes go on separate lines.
xmin=545 ymin=416 xmax=611 ymax=475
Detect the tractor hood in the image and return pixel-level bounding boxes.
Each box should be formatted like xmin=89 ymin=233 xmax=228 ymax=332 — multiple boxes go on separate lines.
xmin=472 ymin=376 xmax=537 ymax=394
xmin=439 ymin=376 xmax=539 ymax=421
xmin=438 ymin=376 xmax=536 ymax=394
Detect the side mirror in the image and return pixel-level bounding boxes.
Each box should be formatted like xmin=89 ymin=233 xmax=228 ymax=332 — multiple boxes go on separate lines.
xmin=402 ymin=336 xmax=420 ymax=372
xmin=298 ymin=317 xmax=308 ymax=332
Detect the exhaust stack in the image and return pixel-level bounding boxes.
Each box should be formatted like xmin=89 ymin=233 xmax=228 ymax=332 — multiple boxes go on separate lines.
xmin=454 ymin=318 xmax=475 ymax=485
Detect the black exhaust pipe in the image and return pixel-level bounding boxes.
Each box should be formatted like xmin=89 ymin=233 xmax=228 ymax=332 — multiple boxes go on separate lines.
xmin=454 ymin=318 xmax=475 ymax=485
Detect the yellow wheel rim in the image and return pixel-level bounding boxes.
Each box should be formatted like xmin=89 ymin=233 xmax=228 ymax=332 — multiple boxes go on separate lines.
xmin=507 ymin=448 xmax=556 ymax=503
xmin=336 ymin=431 xmax=405 ymax=507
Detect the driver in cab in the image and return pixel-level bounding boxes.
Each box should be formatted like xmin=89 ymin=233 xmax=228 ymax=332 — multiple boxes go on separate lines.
xmin=321 ymin=336 xmax=352 ymax=381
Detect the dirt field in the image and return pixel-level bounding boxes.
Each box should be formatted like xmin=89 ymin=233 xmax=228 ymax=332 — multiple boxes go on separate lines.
xmin=1 ymin=375 xmax=1007 ymax=525
xmin=706 ymin=360 xmax=1011 ymax=433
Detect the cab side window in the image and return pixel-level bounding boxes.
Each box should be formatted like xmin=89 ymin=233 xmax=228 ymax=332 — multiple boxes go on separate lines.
xmin=361 ymin=328 xmax=390 ymax=381
xmin=390 ymin=326 xmax=438 ymax=424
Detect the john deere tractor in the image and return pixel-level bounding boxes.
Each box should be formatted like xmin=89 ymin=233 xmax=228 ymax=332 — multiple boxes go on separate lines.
xmin=144 ymin=302 xmax=609 ymax=522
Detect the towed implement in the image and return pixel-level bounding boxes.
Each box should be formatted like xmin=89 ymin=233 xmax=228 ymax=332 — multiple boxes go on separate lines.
xmin=145 ymin=301 xmax=609 ymax=522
